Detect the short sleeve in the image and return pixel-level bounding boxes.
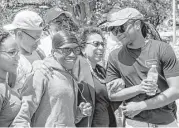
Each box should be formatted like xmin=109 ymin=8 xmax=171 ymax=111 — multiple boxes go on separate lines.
xmin=106 ymin=52 xmax=121 ymax=83
xmin=160 ymin=44 xmax=179 ymax=78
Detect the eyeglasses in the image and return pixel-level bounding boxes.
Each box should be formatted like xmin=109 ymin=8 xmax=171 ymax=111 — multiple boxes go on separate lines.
xmin=55 ymin=46 xmax=81 ymax=56
xmin=0 ymin=33 xmax=9 ymax=43
xmin=0 ymin=50 xmax=19 ymax=57
xmin=21 ymin=30 xmax=41 ymax=43
xmin=86 ymin=41 xmax=106 ymax=48
xmin=109 ymin=20 xmax=136 ymax=36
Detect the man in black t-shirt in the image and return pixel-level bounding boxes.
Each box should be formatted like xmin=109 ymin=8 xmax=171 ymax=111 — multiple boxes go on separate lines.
xmin=105 ymin=7 xmax=179 ymax=127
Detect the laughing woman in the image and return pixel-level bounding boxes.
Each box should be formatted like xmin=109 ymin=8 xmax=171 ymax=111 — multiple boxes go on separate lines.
xmin=0 ymin=31 xmax=21 ymax=126
xmin=74 ymin=27 xmax=116 ymax=127
xmin=11 ymin=30 xmax=92 ymax=127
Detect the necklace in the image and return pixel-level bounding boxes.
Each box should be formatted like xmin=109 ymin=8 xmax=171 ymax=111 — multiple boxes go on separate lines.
xmin=86 ymin=58 xmax=106 ymax=84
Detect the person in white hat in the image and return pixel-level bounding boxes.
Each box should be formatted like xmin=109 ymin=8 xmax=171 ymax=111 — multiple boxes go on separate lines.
xmin=105 ymin=7 xmax=179 ymax=127
xmin=3 ymin=10 xmax=45 ymax=97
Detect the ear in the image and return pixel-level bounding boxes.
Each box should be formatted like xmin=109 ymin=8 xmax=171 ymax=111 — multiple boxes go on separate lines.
xmin=134 ymin=20 xmax=141 ymax=30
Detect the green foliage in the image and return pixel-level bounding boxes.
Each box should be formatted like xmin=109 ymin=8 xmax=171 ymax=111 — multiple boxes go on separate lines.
xmin=0 ymin=0 xmax=172 ymax=32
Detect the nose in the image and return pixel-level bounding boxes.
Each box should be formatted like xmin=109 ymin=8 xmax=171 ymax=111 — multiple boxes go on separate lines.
xmin=116 ymin=31 xmax=123 ymax=37
xmin=68 ymin=51 xmax=75 ymax=57
xmin=98 ymin=44 xmax=104 ymax=50
xmin=13 ymin=53 xmax=20 ymax=61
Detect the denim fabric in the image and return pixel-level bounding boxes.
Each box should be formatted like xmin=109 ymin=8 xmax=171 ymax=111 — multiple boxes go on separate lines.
xmin=126 ymin=118 xmax=178 ymax=128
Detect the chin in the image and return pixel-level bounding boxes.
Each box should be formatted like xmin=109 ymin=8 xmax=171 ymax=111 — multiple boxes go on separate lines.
xmin=20 ymin=48 xmax=32 ymax=56
xmin=94 ymin=58 xmax=102 ymax=63
xmin=64 ymin=62 xmax=75 ymax=70
xmin=8 ymin=68 xmax=17 ymax=74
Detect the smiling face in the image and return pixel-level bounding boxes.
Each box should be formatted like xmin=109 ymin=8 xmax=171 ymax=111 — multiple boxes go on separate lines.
xmin=53 ymin=44 xmax=80 ymax=70
xmin=0 ymin=36 xmax=19 ymax=74
xmin=84 ymin=33 xmax=105 ymax=64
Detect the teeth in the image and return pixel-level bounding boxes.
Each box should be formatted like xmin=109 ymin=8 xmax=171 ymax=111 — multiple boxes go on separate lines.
xmin=65 ymin=59 xmax=74 ymax=62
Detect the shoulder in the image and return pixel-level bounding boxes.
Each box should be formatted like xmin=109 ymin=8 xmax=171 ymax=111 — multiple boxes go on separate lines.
xmin=77 ymin=55 xmax=88 ymax=64
xmin=110 ymin=46 xmax=123 ymax=56
xmin=150 ymin=39 xmax=170 ymax=50
xmin=17 ymin=54 xmax=32 ymax=77
xmin=108 ymin=46 xmax=123 ymax=63
xmin=32 ymin=60 xmax=49 ymax=78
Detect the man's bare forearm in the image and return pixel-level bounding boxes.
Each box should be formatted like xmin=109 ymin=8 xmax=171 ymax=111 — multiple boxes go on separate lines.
xmin=139 ymin=88 xmax=179 ymax=111
xmin=110 ymin=85 xmax=141 ymax=101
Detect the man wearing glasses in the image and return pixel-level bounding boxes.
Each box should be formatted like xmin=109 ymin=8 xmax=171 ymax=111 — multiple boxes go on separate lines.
xmin=3 ymin=10 xmax=44 ymax=97
xmin=105 ymin=7 xmax=179 ymax=127
xmin=39 ymin=7 xmax=78 ymax=57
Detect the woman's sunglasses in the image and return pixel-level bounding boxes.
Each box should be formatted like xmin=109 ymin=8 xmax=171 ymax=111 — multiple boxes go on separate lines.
xmin=55 ymin=46 xmax=81 ymax=56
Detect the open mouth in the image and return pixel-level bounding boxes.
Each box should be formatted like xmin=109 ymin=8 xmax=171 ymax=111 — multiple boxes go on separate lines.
xmin=95 ymin=53 xmax=103 ymax=60
xmin=95 ymin=51 xmax=103 ymax=57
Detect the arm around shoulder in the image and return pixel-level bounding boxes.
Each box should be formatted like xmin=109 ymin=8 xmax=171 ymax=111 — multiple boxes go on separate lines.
xmin=11 ymin=70 xmax=47 ymax=127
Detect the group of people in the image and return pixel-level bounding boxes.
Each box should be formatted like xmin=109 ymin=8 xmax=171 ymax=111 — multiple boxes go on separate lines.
xmin=0 ymin=5 xmax=179 ymax=128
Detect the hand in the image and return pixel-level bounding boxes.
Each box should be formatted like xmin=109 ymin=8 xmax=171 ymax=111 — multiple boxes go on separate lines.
xmin=120 ymin=102 xmax=143 ymax=118
xmin=79 ymin=102 xmax=92 ymax=116
xmin=138 ymin=79 xmax=158 ymax=94
xmin=32 ymin=60 xmax=54 ymax=79
xmin=106 ymin=78 xmax=125 ymax=94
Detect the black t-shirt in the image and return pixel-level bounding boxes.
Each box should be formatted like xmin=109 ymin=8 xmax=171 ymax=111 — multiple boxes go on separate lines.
xmin=106 ymin=39 xmax=179 ymax=124
xmin=76 ymin=62 xmax=116 ymax=127
xmin=91 ymin=64 xmax=110 ymax=126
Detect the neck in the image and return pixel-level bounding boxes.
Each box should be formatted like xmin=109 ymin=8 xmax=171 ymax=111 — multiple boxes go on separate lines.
xmin=0 ymin=68 xmax=7 ymax=83
xmin=88 ymin=59 xmax=97 ymax=69
xmin=127 ymin=35 xmax=145 ymax=49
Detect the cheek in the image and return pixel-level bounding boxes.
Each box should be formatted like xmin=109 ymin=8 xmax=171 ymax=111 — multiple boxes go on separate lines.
xmin=128 ymin=29 xmax=136 ymax=40
xmin=55 ymin=54 xmax=65 ymax=63
xmin=84 ymin=46 xmax=95 ymax=57
xmin=0 ymin=55 xmax=12 ymax=68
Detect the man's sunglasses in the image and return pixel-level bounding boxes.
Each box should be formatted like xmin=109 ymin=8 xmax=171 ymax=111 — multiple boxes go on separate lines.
xmin=108 ymin=20 xmax=136 ymax=36
xmin=109 ymin=24 xmax=126 ymax=36
xmin=55 ymin=46 xmax=81 ymax=56
xmin=0 ymin=33 xmax=9 ymax=43
xmin=0 ymin=50 xmax=19 ymax=57
xmin=86 ymin=41 xmax=106 ymax=48
xmin=21 ymin=30 xmax=41 ymax=43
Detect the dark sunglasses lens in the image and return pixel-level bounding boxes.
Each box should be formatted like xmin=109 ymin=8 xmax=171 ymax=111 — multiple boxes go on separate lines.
xmin=60 ymin=48 xmax=71 ymax=55
xmin=73 ymin=47 xmax=81 ymax=55
xmin=118 ymin=25 xmax=125 ymax=33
